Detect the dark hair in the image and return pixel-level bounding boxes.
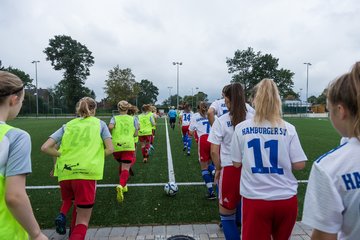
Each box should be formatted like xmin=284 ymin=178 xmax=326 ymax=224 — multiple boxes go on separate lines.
xmin=183 ymin=103 xmax=191 ymax=113
xmin=197 ymin=101 xmax=208 ymax=118
xmin=224 ymin=83 xmax=246 ymax=128
xmin=328 ymin=61 xmax=360 ymax=138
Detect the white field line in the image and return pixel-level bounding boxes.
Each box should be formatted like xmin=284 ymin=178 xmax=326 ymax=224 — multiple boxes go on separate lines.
xmin=165 ymin=117 xmax=176 ymax=183
xmin=26 ymin=180 xmax=309 ymax=190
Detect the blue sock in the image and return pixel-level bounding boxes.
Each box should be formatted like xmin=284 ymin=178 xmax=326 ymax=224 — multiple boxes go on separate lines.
xmin=187 ymin=137 xmax=192 ymax=151
xmin=208 ymin=164 xmax=215 ymax=177
xmin=182 ymin=135 xmax=188 ymax=147
xmin=220 ymin=213 xmax=240 ymax=240
xmin=201 ymin=170 xmax=213 ymax=194
xmin=236 ymin=201 xmax=242 ymax=225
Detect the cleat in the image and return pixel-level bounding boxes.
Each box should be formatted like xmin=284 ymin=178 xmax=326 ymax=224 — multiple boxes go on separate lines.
xmin=183 ymin=146 xmax=187 ymax=151
xmin=55 ymin=213 xmax=67 ymax=235
xmin=122 ymin=185 xmax=128 ymax=193
xmin=207 ymin=191 xmax=216 ymax=200
xmin=116 ymin=185 xmax=124 ymax=203
xmin=143 ymin=158 xmax=148 ymax=163
xmin=187 ymin=151 xmax=190 ymax=156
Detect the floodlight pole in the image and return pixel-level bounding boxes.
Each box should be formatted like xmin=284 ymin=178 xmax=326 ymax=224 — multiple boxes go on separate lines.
xmin=168 ymin=86 xmax=173 ymax=106
xmin=303 ymin=62 xmax=311 ymax=103
xmin=195 ymin=87 xmax=199 ymax=106
xmin=173 ymin=62 xmax=182 ymax=108
xmin=31 ymin=60 xmax=40 ymax=117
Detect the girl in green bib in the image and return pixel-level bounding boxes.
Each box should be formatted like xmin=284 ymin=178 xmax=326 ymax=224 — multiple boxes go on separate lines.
xmin=0 ymin=71 xmax=48 ymax=240
xmin=109 ymin=101 xmax=139 ymax=203
xmin=41 ymin=97 xmax=113 ymax=240
xmin=138 ymin=104 xmax=156 ymax=163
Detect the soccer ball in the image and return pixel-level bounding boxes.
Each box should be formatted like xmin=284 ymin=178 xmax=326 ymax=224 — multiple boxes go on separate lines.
xmin=164 ymin=182 xmax=178 ymax=196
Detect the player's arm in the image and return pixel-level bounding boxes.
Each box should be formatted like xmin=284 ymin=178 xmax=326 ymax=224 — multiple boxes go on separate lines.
xmin=5 ymin=175 xmax=48 ymax=240
xmin=103 ymin=137 xmax=114 ymax=156
xmin=41 ymin=138 xmax=60 ymax=158
xmin=108 ymin=117 xmax=115 ymax=133
xmin=311 ymin=229 xmax=337 ymax=240
xmin=292 ymin=161 xmax=306 ymax=170
xmin=208 ymin=107 xmax=216 ymax=126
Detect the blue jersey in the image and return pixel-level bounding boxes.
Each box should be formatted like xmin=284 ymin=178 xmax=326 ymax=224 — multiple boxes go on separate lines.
xmin=168 ymin=109 xmax=177 ymax=118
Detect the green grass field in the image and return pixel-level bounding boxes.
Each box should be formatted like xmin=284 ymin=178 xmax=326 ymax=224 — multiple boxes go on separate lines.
xmin=8 ymin=116 xmax=341 ymax=228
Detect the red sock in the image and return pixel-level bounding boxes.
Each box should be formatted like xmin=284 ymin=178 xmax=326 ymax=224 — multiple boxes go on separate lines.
xmin=60 ymin=199 xmax=72 ymax=215
xmin=69 ymin=224 xmax=88 ymax=240
xmin=120 ymin=170 xmax=129 ymax=186
xmin=70 ymin=205 xmax=77 ymax=235
xmin=141 ymin=147 xmax=146 ymax=157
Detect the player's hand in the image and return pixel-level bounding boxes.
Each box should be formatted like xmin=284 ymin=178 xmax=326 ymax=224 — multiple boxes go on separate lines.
xmin=31 ymin=232 xmax=48 ymax=240
xmin=214 ymin=170 xmax=221 ymax=184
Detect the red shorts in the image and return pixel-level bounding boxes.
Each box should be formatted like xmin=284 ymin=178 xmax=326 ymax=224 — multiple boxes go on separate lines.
xmin=198 ymin=135 xmax=211 ymax=162
xmin=113 ymin=151 xmax=136 ymax=164
xmin=218 ymin=166 xmax=241 ymax=210
xmin=139 ymin=135 xmax=152 ymax=143
xmin=181 ymin=125 xmax=190 ymax=136
xmin=59 ymin=179 xmax=96 ymax=207
xmin=242 ymin=195 xmax=297 ymax=240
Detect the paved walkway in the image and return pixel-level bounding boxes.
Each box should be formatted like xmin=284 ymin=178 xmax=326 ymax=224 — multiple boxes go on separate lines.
xmin=44 ymin=222 xmax=312 ymax=240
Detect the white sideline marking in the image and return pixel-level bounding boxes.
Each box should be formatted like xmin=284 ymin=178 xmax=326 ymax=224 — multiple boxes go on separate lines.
xmin=26 ymin=180 xmax=309 ymax=190
xmin=165 ymin=117 xmax=176 ymax=183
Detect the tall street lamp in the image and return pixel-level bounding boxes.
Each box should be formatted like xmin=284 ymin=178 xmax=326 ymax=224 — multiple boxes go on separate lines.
xmin=167 ymin=86 xmax=173 ymax=107
xmin=31 ymin=60 xmax=40 ymax=117
xmin=173 ymin=62 xmax=182 ymax=109
xmin=303 ymin=62 xmax=311 ymax=103
xmin=195 ymin=87 xmax=199 ymax=106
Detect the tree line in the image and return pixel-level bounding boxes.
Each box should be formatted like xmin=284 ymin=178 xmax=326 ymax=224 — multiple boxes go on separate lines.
xmin=1 ymin=35 xmax=322 ymax=114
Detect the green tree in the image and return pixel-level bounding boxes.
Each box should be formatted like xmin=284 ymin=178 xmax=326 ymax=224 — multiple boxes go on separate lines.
xmin=226 ymin=47 xmax=295 ymax=99
xmin=44 ymin=35 xmax=95 ymax=111
xmin=136 ymin=79 xmax=159 ymax=107
xmin=104 ymin=66 xmax=138 ymax=105
xmin=162 ymin=94 xmax=182 ymax=108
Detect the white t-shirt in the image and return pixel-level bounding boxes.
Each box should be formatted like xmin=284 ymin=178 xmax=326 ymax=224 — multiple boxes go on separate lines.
xmin=180 ymin=111 xmax=193 ymax=127
xmin=231 ymin=119 xmax=307 ymax=200
xmin=302 ymin=138 xmax=360 ymax=239
xmin=189 ymin=112 xmax=210 ymax=138
xmin=209 ymin=99 xmax=228 ymax=117
xmin=208 ymin=111 xmax=254 ymax=167
xmin=210 ymin=98 xmax=255 ymax=118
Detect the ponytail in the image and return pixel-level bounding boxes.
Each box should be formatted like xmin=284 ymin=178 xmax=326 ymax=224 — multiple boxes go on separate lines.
xmin=76 ymin=97 xmax=97 ymax=117
xmin=224 ymin=83 xmax=246 ymax=128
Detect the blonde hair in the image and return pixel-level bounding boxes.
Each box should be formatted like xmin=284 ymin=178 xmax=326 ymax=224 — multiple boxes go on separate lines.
xmin=76 ymin=97 xmax=97 ymax=117
xmin=197 ymin=101 xmax=208 ymax=118
xmin=127 ymin=105 xmax=139 ymax=115
xmin=117 ymin=100 xmax=129 ymax=112
xmin=142 ymin=104 xmax=152 ymax=112
xmin=328 ymin=61 xmax=360 ymax=138
xmin=0 ymin=71 xmax=24 ymax=104
xmin=253 ymin=79 xmax=283 ymax=125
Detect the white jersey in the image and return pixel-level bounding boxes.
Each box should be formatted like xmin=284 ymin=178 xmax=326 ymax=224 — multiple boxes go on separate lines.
xmin=189 ymin=113 xmax=210 ymax=138
xmin=208 ymin=111 xmax=254 ymax=167
xmin=209 ymin=99 xmax=228 ymax=117
xmin=231 ymin=119 xmax=307 ymax=200
xmin=180 ymin=111 xmax=193 ymax=127
xmin=210 ymin=98 xmax=255 ymax=117
xmin=302 ymin=138 xmax=360 ymax=239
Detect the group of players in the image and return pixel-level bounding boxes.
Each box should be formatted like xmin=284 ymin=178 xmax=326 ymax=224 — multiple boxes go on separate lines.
xmin=1 ymin=61 xmax=360 ymax=240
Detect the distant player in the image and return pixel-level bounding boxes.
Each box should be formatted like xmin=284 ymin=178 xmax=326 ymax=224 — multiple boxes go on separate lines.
xmin=138 ymin=104 xmax=156 ymax=163
xmin=208 ymin=83 xmax=254 ymax=240
xmin=189 ymin=101 xmax=216 ymax=199
xmin=127 ymin=104 xmax=140 ymax=177
xmin=41 ymin=97 xmax=113 ymax=239
xmin=149 ymin=105 xmax=158 ymax=153
xmin=179 ymin=103 xmax=193 ymax=156
xmin=0 ymin=71 xmax=48 ymax=240
xmin=168 ymin=106 xmax=177 ymax=130
xmin=231 ymin=79 xmax=307 ymax=240
xmin=208 ymin=84 xmax=255 ymax=126
xmin=108 ymin=100 xmax=139 ymax=203
xmin=302 ymin=62 xmax=360 ymax=239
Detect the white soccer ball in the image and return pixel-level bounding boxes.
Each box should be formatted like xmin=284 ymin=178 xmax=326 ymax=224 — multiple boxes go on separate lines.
xmin=164 ymin=182 xmax=178 ymax=196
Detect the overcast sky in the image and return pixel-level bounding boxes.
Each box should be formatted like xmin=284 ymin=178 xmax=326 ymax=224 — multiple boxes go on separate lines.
xmin=1 ymin=0 xmax=359 ymax=104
